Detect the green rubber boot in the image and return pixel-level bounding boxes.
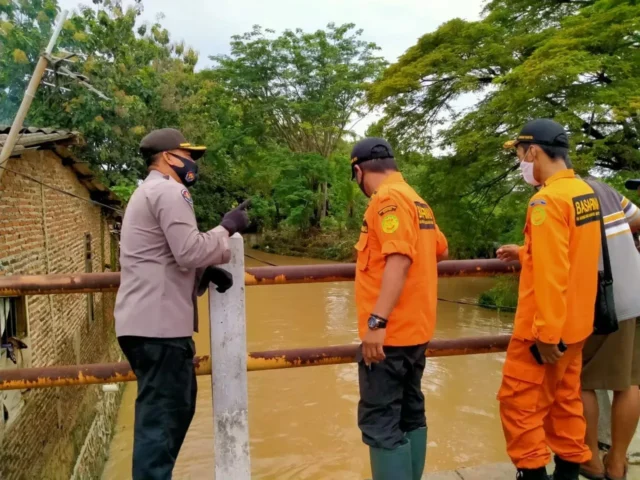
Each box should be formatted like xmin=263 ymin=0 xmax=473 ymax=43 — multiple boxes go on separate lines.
xmin=405 ymin=427 xmax=427 ymax=480
xmin=369 ymin=440 xmax=412 ymax=480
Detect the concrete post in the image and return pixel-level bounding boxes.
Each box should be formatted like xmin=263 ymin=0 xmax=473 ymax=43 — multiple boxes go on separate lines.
xmin=209 ymin=234 xmax=251 ymax=479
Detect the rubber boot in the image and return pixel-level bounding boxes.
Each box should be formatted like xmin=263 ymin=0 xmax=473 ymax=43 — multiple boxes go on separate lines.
xmin=552 ymin=455 xmax=580 ymax=480
xmin=516 ymin=466 xmax=550 ymax=480
xmin=405 ymin=427 xmax=427 ymax=480
xmin=369 ymin=440 xmax=412 ymax=480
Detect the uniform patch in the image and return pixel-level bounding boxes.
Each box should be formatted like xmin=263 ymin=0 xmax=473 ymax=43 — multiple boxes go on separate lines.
xmin=181 ymin=189 xmax=193 ymax=206
xmin=415 ymin=201 xmax=435 ymax=230
xmin=361 ymin=219 xmax=368 ymax=234
xmin=530 ymin=199 xmax=547 ymax=207
xmin=573 ymin=193 xmax=601 ymax=226
xmin=531 ymin=206 xmax=546 ymax=226
xmin=381 ymin=214 xmax=399 ymax=234
xmin=378 ymin=205 xmax=397 ymax=216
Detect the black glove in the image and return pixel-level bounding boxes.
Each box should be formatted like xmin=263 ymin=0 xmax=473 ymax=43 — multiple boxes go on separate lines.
xmin=220 ymin=199 xmax=251 ymax=236
xmin=199 ymin=266 xmax=233 ymax=293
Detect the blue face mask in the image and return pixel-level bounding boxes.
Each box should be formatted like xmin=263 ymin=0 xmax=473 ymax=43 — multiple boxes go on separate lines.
xmin=167 ymin=153 xmax=198 ymax=187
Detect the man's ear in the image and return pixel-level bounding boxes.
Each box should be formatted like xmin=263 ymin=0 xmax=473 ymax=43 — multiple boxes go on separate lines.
xmin=530 ymin=144 xmax=541 ymax=162
xmin=162 ymin=151 xmax=177 ymax=166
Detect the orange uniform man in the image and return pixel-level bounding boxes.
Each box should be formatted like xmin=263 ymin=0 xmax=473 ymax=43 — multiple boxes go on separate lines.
xmin=497 ymin=120 xmax=602 ymax=480
xmin=350 ymin=138 xmax=448 ymax=480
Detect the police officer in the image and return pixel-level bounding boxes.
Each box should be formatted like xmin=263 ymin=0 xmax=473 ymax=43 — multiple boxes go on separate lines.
xmin=351 ymin=138 xmax=448 ymax=480
xmin=498 ymin=119 xmax=601 ymax=480
xmin=114 ymin=128 xmax=250 ymax=479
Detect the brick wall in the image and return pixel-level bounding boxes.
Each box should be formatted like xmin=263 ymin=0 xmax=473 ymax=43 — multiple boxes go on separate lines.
xmin=0 ymin=149 xmax=121 ymax=480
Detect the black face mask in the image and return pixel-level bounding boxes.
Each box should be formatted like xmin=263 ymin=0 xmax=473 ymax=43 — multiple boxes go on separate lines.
xmin=167 ymin=153 xmax=198 ymax=187
xmin=355 ymin=168 xmax=369 ymax=198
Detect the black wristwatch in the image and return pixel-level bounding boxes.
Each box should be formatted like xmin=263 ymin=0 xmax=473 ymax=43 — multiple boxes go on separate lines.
xmin=368 ymin=314 xmax=388 ymax=330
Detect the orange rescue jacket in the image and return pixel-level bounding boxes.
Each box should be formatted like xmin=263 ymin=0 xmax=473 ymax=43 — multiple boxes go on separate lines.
xmin=354 ymin=173 xmax=448 ymax=346
xmin=514 ymin=170 xmax=601 ymax=345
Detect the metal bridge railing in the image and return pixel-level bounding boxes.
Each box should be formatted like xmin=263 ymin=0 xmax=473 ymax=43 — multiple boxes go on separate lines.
xmin=0 ymin=235 xmax=519 ymax=479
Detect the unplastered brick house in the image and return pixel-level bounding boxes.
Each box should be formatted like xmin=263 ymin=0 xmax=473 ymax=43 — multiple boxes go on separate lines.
xmin=0 ymin=126 xmax=123 ymax=479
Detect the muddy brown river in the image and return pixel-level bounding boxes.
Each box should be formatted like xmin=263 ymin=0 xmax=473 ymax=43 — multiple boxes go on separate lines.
xmin=102 ymin=251 xmax=514 ymax=479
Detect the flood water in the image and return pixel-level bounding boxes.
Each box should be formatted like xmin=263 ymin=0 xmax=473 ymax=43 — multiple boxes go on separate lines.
xmin=102 ymin=251 xmax=514 ymax=479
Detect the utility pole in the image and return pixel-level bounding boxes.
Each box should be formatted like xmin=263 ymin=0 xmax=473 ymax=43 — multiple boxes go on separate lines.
xmin=0 ymin=10 xmax=68 ymax=184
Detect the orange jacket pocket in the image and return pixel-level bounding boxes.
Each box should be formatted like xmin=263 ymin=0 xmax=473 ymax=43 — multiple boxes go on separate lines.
xmin=497 ymin=348 xmax=546 ymax=412
xmin=355 ymin=234 xmax=370 ymax=271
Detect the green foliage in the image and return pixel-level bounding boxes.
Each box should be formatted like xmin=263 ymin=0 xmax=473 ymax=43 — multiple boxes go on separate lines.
xmin=1 ymin=0 xmax=203 ymax=186
xmin=109 ymin=181 xmax=136 ymax=204
xmin=478 ymin=276 xmax=519 ymax=311
xmin=4 ymin=0 xmax=638 ymax=261
xmin=211 ymin=23 xmax=386 ymax=226
xmin=254 ymin=227 xmax=359 ymax=262
xmin=370 ymin=0 xmax=640 ymax=257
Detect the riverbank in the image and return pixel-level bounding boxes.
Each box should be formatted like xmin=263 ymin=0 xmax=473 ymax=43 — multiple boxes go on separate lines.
xmin=248 ymin=228 xmax=359 ymax=262
xmin=477 ymin=276 xmax=519 ymax=311
xmin=248 ymin=229 xmax=519 ymax=311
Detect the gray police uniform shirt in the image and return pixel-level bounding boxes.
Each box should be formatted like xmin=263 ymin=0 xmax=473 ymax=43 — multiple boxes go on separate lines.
xmin=586 ymin=179 xmax=640 ymax=322
xmin=115 ymin=170 xmax=231 ymax=338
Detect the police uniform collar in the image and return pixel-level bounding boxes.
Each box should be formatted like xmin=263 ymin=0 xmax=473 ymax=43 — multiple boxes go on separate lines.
xmin=543 ymin=169 xmax=575 ymax=187
xmin=147 ymin=170 xmax=171 ymax=181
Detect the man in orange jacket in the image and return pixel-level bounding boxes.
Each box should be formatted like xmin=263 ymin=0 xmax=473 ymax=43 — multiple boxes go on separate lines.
xmin=497 ymin=119 xmax=602 ymax=480
xmin=351 ymin=137 xmax=448 ymax=480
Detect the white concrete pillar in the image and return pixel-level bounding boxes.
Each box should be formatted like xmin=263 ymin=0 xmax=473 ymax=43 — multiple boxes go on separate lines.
xmin=209 ymin=233 xmax=251 ymax=479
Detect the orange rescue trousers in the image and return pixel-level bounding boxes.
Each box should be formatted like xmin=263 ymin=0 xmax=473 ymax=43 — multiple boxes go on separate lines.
xmin=498 ymin=337 xmax=591 ymax=469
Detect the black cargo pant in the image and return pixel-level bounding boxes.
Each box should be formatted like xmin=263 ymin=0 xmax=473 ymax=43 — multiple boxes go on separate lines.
xmin=357 ymin=343 xmax=428 ymax=449
xmin=118 ymin=336 xmax=197 ymax=480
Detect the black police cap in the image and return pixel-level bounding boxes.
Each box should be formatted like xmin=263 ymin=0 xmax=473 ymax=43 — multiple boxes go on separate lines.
xmin=350 ymin=138 xmax=394 ymax=178
xmin=139 ymin=128 xmax=207 ymax=160
xmin=504 ymin=119 xmax=570 ymax=150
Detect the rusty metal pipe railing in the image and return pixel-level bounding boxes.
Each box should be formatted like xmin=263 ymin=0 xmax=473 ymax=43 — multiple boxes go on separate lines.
xmin=0 ymin=260 xmax=520 ymax=296
xmin=0 ymin=335 xmax=511 ymax=390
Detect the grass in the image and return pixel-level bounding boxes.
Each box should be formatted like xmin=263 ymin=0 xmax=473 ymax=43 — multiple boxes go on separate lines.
xmin=478 ymin=276 xmax=519 ymax=311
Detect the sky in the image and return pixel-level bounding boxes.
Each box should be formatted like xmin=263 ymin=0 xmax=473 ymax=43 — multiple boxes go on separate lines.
xmin=56 ymin=0 xmax=486 ymax=135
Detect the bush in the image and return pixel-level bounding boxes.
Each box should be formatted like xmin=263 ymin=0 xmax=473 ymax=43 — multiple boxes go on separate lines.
xmin=252 ymin=226 xmax=358 ymax=261
xmin=478 ymin=276 xmax=519 ymax=311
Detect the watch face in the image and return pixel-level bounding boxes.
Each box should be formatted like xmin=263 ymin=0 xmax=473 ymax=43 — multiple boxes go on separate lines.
xmin=368 ymin=317 xmax=378 ymax=329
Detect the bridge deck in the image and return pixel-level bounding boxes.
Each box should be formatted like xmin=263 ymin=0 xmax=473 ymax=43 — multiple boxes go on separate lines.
xmin=428 ymin=462 xmax=640 ymax=479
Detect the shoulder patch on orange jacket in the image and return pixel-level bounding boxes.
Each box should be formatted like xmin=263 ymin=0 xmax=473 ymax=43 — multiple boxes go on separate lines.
xmin=414 ymin=201 xmax=435 ymax=230
xmin=572 ymin=193 xmax=601 ymax=226
xmin=381 ymin=214 xmax=400 ymax=233
xmin=378 ymin=205 xmax=397 ymax=216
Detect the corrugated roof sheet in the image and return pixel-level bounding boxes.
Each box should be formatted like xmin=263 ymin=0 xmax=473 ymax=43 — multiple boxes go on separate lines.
xmin=0 ymin=125 xmax=121 ymax=211
xmin=0 ymin=125 xmax=78 ymax=154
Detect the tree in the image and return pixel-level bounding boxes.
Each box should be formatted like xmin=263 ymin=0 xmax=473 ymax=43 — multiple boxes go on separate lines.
xmin=1 ymin=0 xmax=202 ymax=186
xmin=211 ymin=23 xmax=386 ymax=225
xmin=369 ymin=0 xmax=640 ymax=256
xmin=0 ymin=0 xmax=59 ymax=121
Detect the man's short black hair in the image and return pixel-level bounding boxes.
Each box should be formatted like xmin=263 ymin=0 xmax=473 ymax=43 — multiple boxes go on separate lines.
xmin=521 ymin=142 xmax=572 ymax=168
xmin=358 ymin=157 xmax=398 ymax=174
xmin=145 ymin=152 xmax=163 ymax=167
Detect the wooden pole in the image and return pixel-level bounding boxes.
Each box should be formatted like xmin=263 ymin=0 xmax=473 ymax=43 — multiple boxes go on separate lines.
xmin=0 ymin=10 xmax=68 ymax=184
